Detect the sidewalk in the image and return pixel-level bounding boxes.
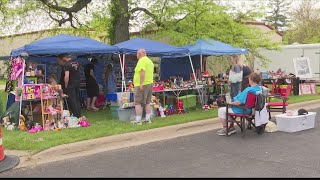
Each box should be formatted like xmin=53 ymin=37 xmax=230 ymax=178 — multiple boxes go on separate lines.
xmin=5 ymin=99 xmax=320 ymax=169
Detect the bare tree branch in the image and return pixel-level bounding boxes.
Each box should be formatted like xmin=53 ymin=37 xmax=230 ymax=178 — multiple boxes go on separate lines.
xmin=39 ymin=0 xmax=92 ymax=28
xmin=39 ymin=0 xmax=92 ymax=13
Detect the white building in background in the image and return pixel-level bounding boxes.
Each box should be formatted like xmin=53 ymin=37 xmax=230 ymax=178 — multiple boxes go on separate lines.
xmin=254 ymin=44 xmax=320 ymax=80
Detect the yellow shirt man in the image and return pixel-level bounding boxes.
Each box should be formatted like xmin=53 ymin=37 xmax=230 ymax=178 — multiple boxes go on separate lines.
xmin=134 ymin=56 xmax=154 ymax=86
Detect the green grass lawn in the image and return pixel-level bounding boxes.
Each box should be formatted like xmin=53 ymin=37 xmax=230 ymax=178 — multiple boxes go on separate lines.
xmin=2 ymin=107 xmax=217 ymax=153
xmin=0 ymin=80 xmax=6 ymax=85
xmin=1 ymin=87 xmax=320 ymax=153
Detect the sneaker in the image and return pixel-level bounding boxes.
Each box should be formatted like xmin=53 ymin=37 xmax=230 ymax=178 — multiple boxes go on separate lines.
xmin=130 ymin=120 xmax=142 ymax=125
xmin=145 ymin=119 xmax=152 ymax=124
xmin=216 ymin=128 xmax=237 ymax=136
xmin=217 ymin=127 xmax=236 ymax=134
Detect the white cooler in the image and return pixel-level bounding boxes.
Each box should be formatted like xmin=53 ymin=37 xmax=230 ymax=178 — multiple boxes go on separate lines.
xmin=275 ymin=112 xmax=316 ymax=133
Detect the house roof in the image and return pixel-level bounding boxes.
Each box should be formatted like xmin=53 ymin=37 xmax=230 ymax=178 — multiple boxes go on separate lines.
xmin=243 ymin=21 xmax=284 ymax=36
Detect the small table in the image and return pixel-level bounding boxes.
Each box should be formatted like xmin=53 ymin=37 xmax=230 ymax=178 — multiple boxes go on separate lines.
xmin=153 ymin=86 xmax=206 ymax=106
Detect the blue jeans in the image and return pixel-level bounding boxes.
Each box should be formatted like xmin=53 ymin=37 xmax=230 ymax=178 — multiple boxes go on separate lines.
xmin=230 ymin=82 xmax=241 ymax=101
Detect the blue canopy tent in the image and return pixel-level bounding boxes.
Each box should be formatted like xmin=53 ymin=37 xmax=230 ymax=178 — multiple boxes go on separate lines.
xmin=161 ymin=39 xmax=248 ymax=80
xmin=8 ymin=34 xmax=120 ymax=89
xmin=113 ymin=38 xmax=196 ymax=91
xmin=11 ymin=34 xmax=119 ymax=57
xmin=113 ymin=38 xmax=189 ymax=56
xmin=7 ymin=34 xmax=120 ymax=117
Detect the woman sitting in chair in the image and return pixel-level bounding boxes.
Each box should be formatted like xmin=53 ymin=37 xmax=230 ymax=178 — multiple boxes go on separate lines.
xmin=217 ymin=72 xmax=262 ymax=136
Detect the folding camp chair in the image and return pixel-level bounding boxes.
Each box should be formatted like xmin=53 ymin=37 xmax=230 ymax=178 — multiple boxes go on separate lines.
xmin=266 ymin=85 xmax=291 ymax=120
xmin=226 ymin=92 xmax=256 ymax=137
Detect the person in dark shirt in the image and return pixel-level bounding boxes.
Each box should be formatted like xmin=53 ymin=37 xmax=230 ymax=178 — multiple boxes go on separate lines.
xmin=57 ymin=54 xmax=81 ymax=118
xmin=241 ymin=64 xmax=253 ymax=91
xmin=84 ymin=58 xmax=99 ymax=111
xmin=57 ymin=58 xmax=66 ymax=94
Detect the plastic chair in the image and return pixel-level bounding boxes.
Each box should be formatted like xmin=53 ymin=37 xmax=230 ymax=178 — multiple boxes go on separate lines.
xmin=266 ymin=85 xmax=291 ymax=120
xmin=226 ymin=92 xmax=256 ymax=137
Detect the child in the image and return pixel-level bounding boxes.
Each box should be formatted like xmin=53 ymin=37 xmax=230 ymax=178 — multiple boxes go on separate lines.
xmin=48 ymin=74 xmax=58 ymax=85
xmin=95 ymin=84 xmax=106 ymax=108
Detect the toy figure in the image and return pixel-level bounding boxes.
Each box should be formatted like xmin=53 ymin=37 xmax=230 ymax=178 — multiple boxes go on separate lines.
xmin=34 ymin=123 xmax=43 ymax=131
xmin=2 ymin=116 xmax=10 ymax=128
xmin=127 ymin=80 xmax=134 ymax=92
xmin=46 ymin=106 xmax=57 ymax=115
xmin=168 ymin=105 xmax=175 ymax=115
xmin=163 ymin=105 xmax=169 ymax=116
xmin=44 ymin=120 xmax=51 ymax=131
xmin=158 ymin=106 xmax=166 ymax=118
xmin=7 ymin=123 xmax=16 ymax=131
xmin=78 ymin=116 xmax=90 ymax=127
xmin=19 ymin=115 xmax=28 ymax=131
xmin=202 ymin=104 xmax=210 ymax=111
xmin=10 ymin=57 xmax=24 ymax=81
xmin=177 ymin=100 xmax=184 ymax=114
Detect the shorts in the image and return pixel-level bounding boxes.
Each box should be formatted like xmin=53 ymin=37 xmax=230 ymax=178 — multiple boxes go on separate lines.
xmin=218 ymin=107 xmax=234 ymax=119
xmin=134 ymin=84 xmax=153 ymax=105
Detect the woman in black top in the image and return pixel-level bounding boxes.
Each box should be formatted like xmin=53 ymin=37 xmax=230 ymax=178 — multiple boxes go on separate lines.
xmin=84 ymin=58 xmax=99 ymax=111
xmin=241 ymin=64 xmax=253 ymax=91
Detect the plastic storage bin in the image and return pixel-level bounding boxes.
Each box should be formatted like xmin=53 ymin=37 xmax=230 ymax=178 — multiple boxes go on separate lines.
xmin=110 ymin=105 xmax=119 ymax=119
xmin=275 ymin=112 xmax=316 ymax=133
xmin=108 ymin=92 xmax=131 ymax=106
xmin=117 ymin=108 xmax=135 ymax=121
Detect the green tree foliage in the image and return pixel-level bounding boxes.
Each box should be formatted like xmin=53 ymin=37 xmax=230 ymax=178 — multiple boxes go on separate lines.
xmin=284 ymin=0 xmax=320 ymax=44
xmin=141 ymin=0 xmax=278 ymax=67
xmin=265 ymin=0 xmax=292 ymax=31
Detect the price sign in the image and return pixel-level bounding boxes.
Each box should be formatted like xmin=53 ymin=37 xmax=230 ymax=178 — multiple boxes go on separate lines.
xmin=26 ymin=93 xmax=35 ymax=100
xmin=26 ymin=86 xmax=34 ymax=93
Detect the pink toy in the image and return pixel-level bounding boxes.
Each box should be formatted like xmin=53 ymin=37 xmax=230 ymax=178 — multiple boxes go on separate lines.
xmin=28 ymin=127 xmax=38 ymax=134
xmin=78 ymin=116 xmax=90 ymax=127
xmin=34 ymin=123 xmax=43 ymax=131
xmin=46 ymin=106 xmax=57 ymax=115
xmin=10 ymin=57 xmax=24 ymax=81
xmin=44 ymin=120 xmax=52 ymax=131
xmin=202 ymin=104 xmax=209 ymax=111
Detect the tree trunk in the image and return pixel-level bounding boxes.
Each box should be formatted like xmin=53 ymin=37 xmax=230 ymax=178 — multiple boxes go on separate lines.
xmin=114 ymin=0 xmax=130 ymax=44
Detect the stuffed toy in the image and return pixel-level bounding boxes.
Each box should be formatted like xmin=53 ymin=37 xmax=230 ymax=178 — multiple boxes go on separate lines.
xmin=19 ymin=115 xmax=28 ymax=131
xmin=7 ymin=123 xmax=16 ymax=131
xmin=67 ymin=116 xmax=81 ymax=128
xmin=2 ymin=116 xmax=11 ymax=128
xmin=78 ymin=116 xmax=90 ymax=127
xmin=44 ymin=120 xmax=52 ymax=131
xmin=127 ymin=80 xmax=134 ymax=92
xmin=57 ymin=120 xmax=65 ymax=129
xmin=168 ymin=105 xmax=175 ymax=115
xmin=158 ymin=106 xmax=166 ymax=118
xmin=202 ymin=104 xmax=210 ymax=111
xmin=177 ymin=100 xmax=184 ymax=114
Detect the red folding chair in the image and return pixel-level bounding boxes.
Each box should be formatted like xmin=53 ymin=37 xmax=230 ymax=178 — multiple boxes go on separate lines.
xmin=266 ymin=85 xmax=291 ymax=120
xmin=226 ymin=92 xmax=257 ymax=137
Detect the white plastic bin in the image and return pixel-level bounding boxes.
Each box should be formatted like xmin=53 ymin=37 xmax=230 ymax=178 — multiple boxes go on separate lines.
xmin=117 ymin=108 xmax=135 ymax=121
xmin=275 ymin=112 xmax=316 ymax=133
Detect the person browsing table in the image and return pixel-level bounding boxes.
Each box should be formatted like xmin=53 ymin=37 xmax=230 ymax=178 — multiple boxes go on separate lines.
xmin=57 ymin=54 xmax=82 ymax=118
xmin=131 ymin=49 xmax=154 ymax=125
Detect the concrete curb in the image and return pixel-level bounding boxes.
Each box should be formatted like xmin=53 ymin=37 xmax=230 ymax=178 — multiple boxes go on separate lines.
xmin=7 ymin=99 xmax=320 ymax=169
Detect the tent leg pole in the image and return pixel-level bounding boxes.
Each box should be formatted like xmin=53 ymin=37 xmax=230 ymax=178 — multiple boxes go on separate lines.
xmin=122 ymin=54 xmax=126 ymax=92
xmin=188 ymin=55 xmax=202 ymax=104
xmin=200 ymin=54 xmax=203 ymax=73
xmin=118 ymin=54 xmax=123 ymax=92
